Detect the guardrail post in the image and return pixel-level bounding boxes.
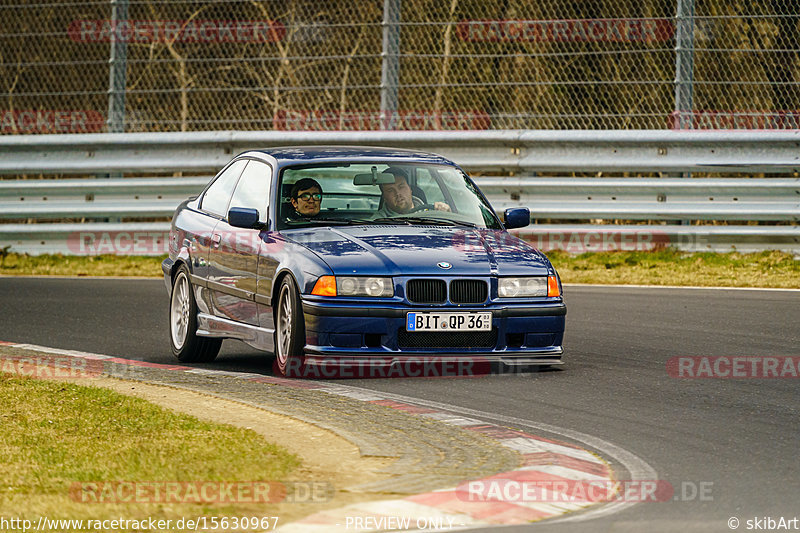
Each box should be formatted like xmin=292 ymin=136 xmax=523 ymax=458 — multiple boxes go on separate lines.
xmin=107 ymin=0 xmax=129 ymax=134
xmin=380 ymin=0 xmax=401 ymax=130
xmin=674 ymin=0 xmax=696 ymax=130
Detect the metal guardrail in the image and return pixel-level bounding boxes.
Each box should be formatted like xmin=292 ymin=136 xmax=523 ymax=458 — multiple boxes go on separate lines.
xmin=1 ymin=222 xmax=171 ymax=256
xmin=0 ymin=131 xmax=798 ymax=255
xmin=2 ymin=177 xmax=797 ymax=222
xmin=2 ymin=130 xmax=800 ymax=174
xmin=0 ymin=177 xmax=207 ymax=220
xmin=479 ymin=177 xmax=800 ymax=221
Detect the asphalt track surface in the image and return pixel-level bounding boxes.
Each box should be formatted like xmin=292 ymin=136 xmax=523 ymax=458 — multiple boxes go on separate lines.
xmin=1 ymin=277 xmax=799 ymax=532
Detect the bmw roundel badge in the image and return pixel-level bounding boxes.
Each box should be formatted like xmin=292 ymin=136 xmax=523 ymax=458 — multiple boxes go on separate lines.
xmin=437 ymin=262 xmax=452 ymax=269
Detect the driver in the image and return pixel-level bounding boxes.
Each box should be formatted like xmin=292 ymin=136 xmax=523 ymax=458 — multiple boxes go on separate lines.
xmin=375 ymin=167 xmax=450 ymax=218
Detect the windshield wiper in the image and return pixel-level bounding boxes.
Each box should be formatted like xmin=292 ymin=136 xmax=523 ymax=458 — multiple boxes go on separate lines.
xmin=373 ymin=216 xmax=478 ymax=228
xmin=286 ymin=217 xmax=369 ymax=226
xmin=440 ymin=219 xmax=478 ymax=228
xmin=290 ymin=216 xmax=480 ymax=228
xmin=370 ymin=217 xmax=415 ymax=225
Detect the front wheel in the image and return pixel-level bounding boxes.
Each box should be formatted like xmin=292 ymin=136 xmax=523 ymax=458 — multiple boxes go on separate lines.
xmin=169 ymin=265 xmax=221 ymax=362
xmin=273 ymin=276 xmax=307 ymax=377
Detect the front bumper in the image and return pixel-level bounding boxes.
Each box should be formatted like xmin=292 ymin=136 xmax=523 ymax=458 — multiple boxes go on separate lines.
xmin=300 ymin=298 xmax=566 ymax=366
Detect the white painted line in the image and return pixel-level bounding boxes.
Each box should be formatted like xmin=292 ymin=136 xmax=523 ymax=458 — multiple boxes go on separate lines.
xmin=9 ymin=343 xmax=116 ymax=360
xmin=500 ymin=437 xmax=604 ymax=465
xmin=517 ymin=464 xmax=609 ymax=482
xmin=183 ymin=368 xmax=249 ymax=377
xmin=320 ymin=386 xmax=388 ymax=401
xmin=349 ymin=498 xmax=475 ymax=521
xmin=419 ymin=412 xmax=486 ymax=426
xmin=514 ymin=499 xmax=593 ymax=515
xmin=233 ymin=372 xmax=274 ymax=380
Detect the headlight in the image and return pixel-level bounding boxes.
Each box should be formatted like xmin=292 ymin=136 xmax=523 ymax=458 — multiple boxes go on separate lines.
xmin=498 ymin=277 xmax=548 ymax=298
xmin=339 ymin=276 xmax=393 ymax=297
xmin=310 ymin=276 xmax=393 ymax=297
xmin=363 ymin=277 xmax=391 ymax=297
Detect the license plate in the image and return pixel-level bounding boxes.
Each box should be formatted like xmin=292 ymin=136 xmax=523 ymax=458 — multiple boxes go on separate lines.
xmin=406 ymin=312 xmax=492 ymax=332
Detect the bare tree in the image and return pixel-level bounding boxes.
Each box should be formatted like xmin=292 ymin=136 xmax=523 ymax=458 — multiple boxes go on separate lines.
xmin=766 ymin=0 xmax=800 ymax=110
xmin=433 ymin=0 xmax=459 ymax=126
xmin=339 ymin=23 xmax=368 ymax=128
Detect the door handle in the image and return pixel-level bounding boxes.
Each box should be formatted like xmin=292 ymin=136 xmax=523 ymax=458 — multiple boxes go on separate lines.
xmin=211 ymin=234 xmax=222 ymax=247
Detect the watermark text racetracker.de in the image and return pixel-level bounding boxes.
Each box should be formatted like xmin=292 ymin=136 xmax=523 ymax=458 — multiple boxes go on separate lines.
xmin=68 ymin=227 xmax=711 ymax=256
xmin=0 ymin=516 xmax=280 ymax=532
xmin=279 ymin=356 xmax=554 ymax=379
xmin=508 ymin=228 xmax=709 ymax=253
xmin=458 ymin=479 xmax=713 ymax=503
xmin=1 ymin=110 xmax=103 ymax=134
xmin=68 ymin=231 xmax=169 ymax=255
xmin=69 ymin=481 xmax=332 ymax=504
xmin=0 ymin=350 xmax=148 ymax=381
xmin=0 ymin=353 xmax=104 ymax=379
xmin=667 ymin=357 xmax=800 ymax=379
xmin=69 ymin=19 xmax=285 ymax=43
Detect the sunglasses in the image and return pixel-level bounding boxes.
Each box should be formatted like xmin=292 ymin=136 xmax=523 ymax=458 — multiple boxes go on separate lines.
xmin=296 ymin=192 xmax=322 ymax=201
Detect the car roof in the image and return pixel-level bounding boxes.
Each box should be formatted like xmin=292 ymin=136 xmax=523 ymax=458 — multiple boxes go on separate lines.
xmin=244 ymin=146 xmax=457 ymax=167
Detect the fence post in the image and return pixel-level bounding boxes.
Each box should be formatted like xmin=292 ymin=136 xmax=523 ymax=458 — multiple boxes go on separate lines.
xmin=674 ymin=0 xmax=695 ymax=129
xmin=380 ymin=0 xmax=401 ymax=130
xmin=107 ymin=0 xmax=129 ymax=133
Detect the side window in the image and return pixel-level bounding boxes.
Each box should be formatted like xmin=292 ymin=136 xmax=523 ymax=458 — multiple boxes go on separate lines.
xmin=414 ymin=168 xmax=446 ymax=204
xmin=201 ymin=159 xmax=247 ymax=217
xmin=229 ymin=160 xmax=272 ymax=222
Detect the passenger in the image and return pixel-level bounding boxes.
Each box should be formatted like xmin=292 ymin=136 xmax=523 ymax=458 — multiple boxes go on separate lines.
xmin=289 ymin=178 xmax=323 ymax=218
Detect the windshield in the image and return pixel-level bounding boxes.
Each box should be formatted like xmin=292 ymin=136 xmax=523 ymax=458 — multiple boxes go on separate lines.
xmin=276 ymin=163 xmax=502 ymax=230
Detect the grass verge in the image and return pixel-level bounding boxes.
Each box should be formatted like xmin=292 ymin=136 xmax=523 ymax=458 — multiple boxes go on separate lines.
xmin=0 ymin=373 xmax=299 ymax=524
xmin=0 ymin=253 xmax=165 ymax=277
xmin=546 ymin=249 xmax=800 ymax=288
xmin=0 ymin=250 xmax=798 ymax=288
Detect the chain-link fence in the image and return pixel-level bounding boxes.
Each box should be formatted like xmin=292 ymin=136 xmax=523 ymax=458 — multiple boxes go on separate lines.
xmin=1 ymin=0 xmax=798 ymax=133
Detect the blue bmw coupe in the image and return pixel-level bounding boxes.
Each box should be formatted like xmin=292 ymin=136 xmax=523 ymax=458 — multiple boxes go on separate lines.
xmin=162 ymin=146 xmax=565 ymax=377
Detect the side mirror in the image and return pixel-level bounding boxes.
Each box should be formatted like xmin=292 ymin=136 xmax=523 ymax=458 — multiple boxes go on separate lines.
xmin=504 ymin=207 xmax=530 ymax=229
xmin=228 ymin=207 xmax=262 ymax=229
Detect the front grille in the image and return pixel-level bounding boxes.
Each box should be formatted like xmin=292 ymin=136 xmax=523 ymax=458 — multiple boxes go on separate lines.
xmin=398 ymin=328 xmax=498 ymax=349
xmin=406 ymin=279 xmax=446 ymax=304
xmin=450 ymin=280 xmax=488 ymax=304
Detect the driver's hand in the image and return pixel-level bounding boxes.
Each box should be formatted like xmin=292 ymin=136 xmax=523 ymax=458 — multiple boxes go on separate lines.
xmin=433 ymin=201 xmax=451 ymax=212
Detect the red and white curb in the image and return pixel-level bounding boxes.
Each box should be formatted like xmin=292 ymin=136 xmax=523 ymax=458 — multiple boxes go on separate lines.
xmin=276 ymin=406 xmax=612 ymax=532
xmin=0 ymin=341 xmax=615 ymax=531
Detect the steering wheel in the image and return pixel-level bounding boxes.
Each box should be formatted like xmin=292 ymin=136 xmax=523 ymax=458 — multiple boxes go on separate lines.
xmin=410 ymin=203 xmax=436 ymax=213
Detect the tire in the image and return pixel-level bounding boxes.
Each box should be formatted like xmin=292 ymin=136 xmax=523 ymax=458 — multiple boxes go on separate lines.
xmin=169 ymin=265 xmax=222 ymax=362
xmin=273 ymin=276 xmax=307 ymax=377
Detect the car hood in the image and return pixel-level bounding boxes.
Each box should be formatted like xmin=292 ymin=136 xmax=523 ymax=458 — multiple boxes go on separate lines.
xmin=283 ymin=226 xmax=551 ymax=276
